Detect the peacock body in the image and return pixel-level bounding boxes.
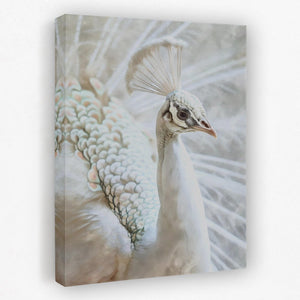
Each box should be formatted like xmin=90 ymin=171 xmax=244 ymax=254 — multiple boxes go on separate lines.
xmin=55 ymin=15 xmax=246 ymax=286
xmin=55 ymin=76 xmax=161 ymax=284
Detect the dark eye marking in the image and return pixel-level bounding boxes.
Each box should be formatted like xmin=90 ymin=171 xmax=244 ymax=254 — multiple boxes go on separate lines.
xmin=177 ymin=108 xmax=190 ymax=121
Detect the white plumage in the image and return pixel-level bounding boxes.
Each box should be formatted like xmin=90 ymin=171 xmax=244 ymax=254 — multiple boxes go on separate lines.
xmin=55 ymin=15 xmax=246 ymax=286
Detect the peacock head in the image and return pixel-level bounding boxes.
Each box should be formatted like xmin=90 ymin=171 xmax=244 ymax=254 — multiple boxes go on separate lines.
xmin=126 ymin=36 xmax=216 ymax=138
xmin=161 ymin=90 xmax=217 ymax=137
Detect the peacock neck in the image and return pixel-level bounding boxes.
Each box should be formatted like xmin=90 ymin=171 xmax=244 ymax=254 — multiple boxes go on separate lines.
xmin=127 ymin=108 xmax=212 ymax=278
xmin=156 ymin=131 xmax=204 ymax=225
xmin=155 ymin=117 xmax=212 ymax=272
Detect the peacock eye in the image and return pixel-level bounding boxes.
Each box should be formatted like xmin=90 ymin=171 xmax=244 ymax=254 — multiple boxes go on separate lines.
xmin=177 ymin=108 xmax=190 ymax=120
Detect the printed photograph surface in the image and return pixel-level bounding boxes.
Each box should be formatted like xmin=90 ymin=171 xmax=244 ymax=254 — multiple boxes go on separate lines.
xmin=55 ymin=15 xmax=246 ymax=286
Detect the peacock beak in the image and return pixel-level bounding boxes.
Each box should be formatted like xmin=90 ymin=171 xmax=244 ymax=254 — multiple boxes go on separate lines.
xmin=207 ymin=127 xmax=217 ymax=138
xmin=192 ymin=119 xmax=217 ymax=138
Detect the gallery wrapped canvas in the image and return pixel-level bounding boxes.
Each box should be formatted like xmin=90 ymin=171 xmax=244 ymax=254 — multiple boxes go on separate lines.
xmin=55 ymin=14 xmax=246 ymax=286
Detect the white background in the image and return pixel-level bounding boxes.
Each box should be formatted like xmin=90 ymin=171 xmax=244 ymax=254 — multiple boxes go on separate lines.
xmin=0 ymin=0 xmax=299 ymax=299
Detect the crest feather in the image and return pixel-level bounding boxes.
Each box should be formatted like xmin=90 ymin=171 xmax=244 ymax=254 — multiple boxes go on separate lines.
xmin=126 ymin=36 xmax=187 ymax=96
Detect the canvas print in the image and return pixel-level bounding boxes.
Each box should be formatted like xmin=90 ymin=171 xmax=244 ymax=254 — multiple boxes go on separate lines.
xmin=55 ymin=14 xmax=246 ymax=286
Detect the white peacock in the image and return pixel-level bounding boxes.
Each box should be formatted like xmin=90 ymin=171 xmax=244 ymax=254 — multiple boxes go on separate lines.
xmin=55 ymin=15 xmax=246 ymax=286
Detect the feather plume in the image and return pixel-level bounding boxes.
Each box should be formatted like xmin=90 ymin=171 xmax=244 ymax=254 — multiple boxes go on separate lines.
xmin=126 ymin=37 xmax=187 ymax=96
